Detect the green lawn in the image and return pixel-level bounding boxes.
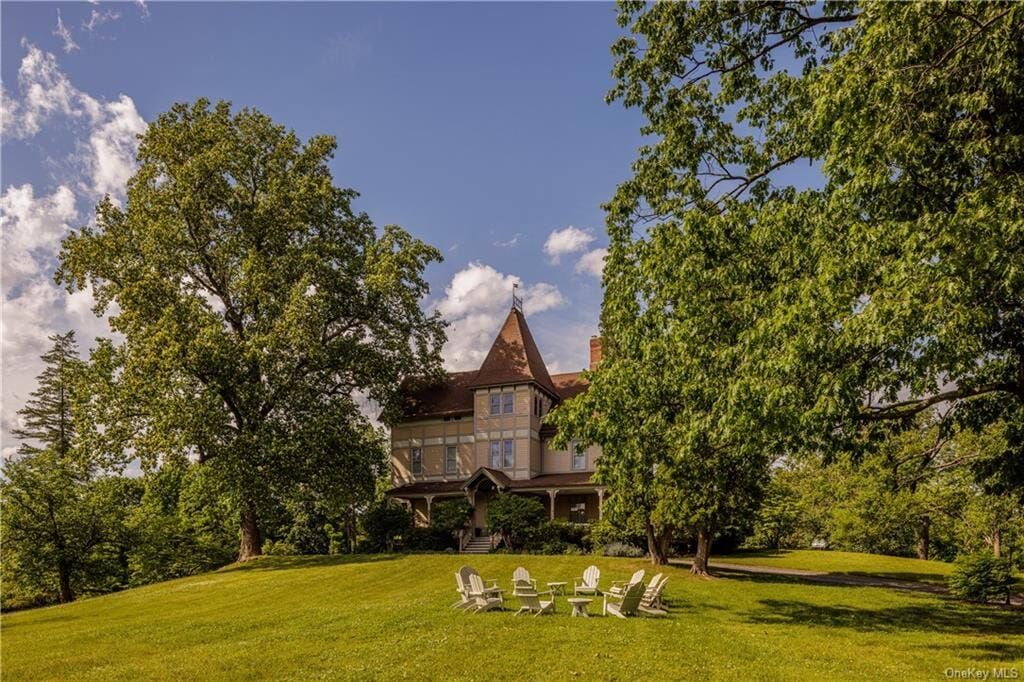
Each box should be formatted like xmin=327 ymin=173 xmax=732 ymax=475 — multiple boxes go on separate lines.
xmin=718 ymin=549 xmax=956 ymax=585
xmin=3 ymin=553 xmax=1021 ymax=680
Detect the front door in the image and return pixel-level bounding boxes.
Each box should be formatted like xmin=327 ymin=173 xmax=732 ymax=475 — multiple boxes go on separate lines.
xmin=472 ymin=491 xmax=491 ymax=535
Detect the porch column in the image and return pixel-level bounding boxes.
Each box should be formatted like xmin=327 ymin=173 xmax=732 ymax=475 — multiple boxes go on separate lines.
xmin=425 ymin=495 xmax=435 ymax=524
xmin=597 ymin=488 xmax=605 ymax=520
xmin=547 ymin=489 xmax=558 ymax=520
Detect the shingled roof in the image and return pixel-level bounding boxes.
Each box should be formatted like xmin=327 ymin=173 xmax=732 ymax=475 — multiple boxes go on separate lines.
xmin=551 ymin=371 xmax=588 ymax=400
xmin=396 ymin=307 xmax=589 ymax=421
xmin=469 ymin=306 xmax=558 ymax=397
xmin=399 ymin=370 xmax=477 ymax=420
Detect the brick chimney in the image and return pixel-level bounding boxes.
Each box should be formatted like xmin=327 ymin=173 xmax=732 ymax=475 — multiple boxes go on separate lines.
xmin=589 ymin=336 xmax=603 ymax=370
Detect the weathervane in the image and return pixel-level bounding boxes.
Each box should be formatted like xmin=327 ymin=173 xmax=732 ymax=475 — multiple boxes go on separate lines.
xmin=512 ymin=282 xmax=523 ymax=312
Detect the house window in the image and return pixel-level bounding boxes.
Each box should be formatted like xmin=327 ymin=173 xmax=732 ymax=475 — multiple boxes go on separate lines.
xmin=445 ymin=445 xmax=457 ymax=474
xmin=490 ymin=394 xmax=501 ymax=415
xmin=502 ymin=393 xmax=514 ymax=414
xmin=569 ymin=500 xmax=587 ymax=524
xmin=503 ymin=439 xmax=514 ymax=468
xmin=411 ymin=447 xmax=422 ymax=475
xmin=490 ymin=439 xmax=513 ymax=469
xmin=571 ymin=442 xmax=586 ymax=471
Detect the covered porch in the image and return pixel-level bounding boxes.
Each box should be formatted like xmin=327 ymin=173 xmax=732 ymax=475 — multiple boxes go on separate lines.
xmin=385 ymin=468 xmax=605 ymax=530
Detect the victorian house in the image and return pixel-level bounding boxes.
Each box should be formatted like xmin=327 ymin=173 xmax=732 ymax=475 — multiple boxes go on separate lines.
xmin=385 ymin=298 xmax=604 ymax=545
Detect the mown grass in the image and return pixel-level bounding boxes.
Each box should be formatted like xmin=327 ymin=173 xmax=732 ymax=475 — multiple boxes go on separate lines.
xmin=720 ymin=549 xmax=1024 ymax=592
xmin=718 ymin=549 xmax=956 ymax=585
xmin=2 ymin=553 xmax=1021 ymax=680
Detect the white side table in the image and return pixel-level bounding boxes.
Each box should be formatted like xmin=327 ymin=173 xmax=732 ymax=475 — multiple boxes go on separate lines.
xmin=567 ymin=597 xmax=593 ymax=618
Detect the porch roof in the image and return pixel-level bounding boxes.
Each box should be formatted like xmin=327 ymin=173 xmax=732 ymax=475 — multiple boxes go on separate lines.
xmin=385 ymin=470 xmax=599 ymax=498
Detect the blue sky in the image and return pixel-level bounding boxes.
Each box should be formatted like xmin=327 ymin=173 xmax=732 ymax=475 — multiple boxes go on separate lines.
xmin=1 ymin=2 xmax=646 ymax=455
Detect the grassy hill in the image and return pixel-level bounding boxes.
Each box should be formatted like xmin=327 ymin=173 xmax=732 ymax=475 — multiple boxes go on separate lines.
xmin=2 ymin=552 xmax=1021 ymax=680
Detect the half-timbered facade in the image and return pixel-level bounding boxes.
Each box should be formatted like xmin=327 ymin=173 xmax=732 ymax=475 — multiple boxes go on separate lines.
xmin=385 ymin=300 xmax=603 ymax=539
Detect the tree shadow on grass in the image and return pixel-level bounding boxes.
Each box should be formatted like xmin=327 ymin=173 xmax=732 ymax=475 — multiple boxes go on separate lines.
xmin=746 ymin=598 xmax=1023 ymax=638
xmin=221 ymin=553 xmax=402 ymax=573
xmin=701 ymin=564 xmax=952 ymax=596
xmin=926 ymin=640 xmax=1024 ymax=663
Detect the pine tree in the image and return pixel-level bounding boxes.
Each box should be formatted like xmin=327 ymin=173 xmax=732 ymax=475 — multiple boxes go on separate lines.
xmin=1 ymin=331 xmax=134 ymax=606
xmin=11 ymin=331 xmax=81 ymax=458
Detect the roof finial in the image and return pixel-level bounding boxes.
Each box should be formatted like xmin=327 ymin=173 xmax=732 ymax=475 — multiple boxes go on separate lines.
xmin=512 ymin=282 xmax=523 ymax=312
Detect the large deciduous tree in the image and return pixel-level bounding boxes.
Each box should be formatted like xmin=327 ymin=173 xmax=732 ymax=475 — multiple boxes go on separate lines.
xmin=557 ymin=2 xmax=1023 ymax=571
xmin=58 ymin=100 xmax=446 ymax=560
xmin=609 ymin=0 xmax=1023 ymax=450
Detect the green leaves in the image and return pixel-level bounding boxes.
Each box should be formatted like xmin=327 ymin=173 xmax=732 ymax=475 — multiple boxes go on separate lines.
xmin=56 ymin=100 xmax=446 ymax=556
xmin=554 ymin=2 xmax=1024 ymax=564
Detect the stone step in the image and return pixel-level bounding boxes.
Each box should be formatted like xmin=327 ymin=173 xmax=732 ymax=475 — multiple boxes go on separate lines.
xmin=461 ymin=535 xmax=493 ymax=553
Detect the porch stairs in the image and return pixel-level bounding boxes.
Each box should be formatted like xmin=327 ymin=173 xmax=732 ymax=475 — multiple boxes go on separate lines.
xmin=461 ymin=535 xmax=493 ymax=554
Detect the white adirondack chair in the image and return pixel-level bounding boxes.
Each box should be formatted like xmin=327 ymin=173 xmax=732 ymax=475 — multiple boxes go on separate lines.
xmin=452 ymin=572 xmax=474 ymax=610
xmin=512 ymin=566 xmax=538 ymax=592
xmin=514 ymin=587 xmax=555 ymax=616
xmin=467 ymin=573 xmax=503 ymax=613
xmin=456 ymin=566 xmax=501 ymax=609
xmin=640 ymin=574 xmax=668 ymax=614
xmin=574 ymin=565 xmax=601 ymax=596
xmin=603 ymin=580 xmax=645 ymax=618
xmin=607 ymin=569 xmax=645 ymax=598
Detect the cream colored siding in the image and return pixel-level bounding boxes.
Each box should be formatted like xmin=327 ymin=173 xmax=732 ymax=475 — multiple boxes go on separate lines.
xmin=540 ymin=440 xmax=601 ymax=474
xmin=391 ymin=417 xmax=473 ymax=484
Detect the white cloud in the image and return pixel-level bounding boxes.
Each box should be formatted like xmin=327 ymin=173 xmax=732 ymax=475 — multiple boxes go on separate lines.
xmin=87 ymin=95 xmax=147 ymax=197
xmin=1 ymin=184 xmax=77 ymax=290
xmin=136 ymin=0 xmax=150 ymax=18
xmin=3 ymin=42 xmax=146 ymax=201
xmin=3 ymin=42 xmax=82 ymax=138
xmin=433 ymin=262 xmax=567 ymax=371
xmin=543 ymin=225 xmax=594 ymax=263
xmin=494 ymin=233 xmax=522 ymax=248
xmin=53 ymin=10 xmax=79 ymax=54
xmin=1 ymin=43 xmax=135 ymax=458
xmin=575 ymin=248 xmax=608 ymax=279
xmin=83 ymin=8 xmax=121 ymax=33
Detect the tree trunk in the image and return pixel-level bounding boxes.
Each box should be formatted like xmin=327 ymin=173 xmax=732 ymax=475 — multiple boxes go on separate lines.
xmin=915 ymin=517 xmax=930 ymax=561
xmin=238 ymin=505 xmax=263 ymax=561
xmin=690 ymin=528 xmax=712 ymax=576
xmin=57 ymin=562 xmax=74 ymax=603
xmin=645 ymin=522 xmax=670 ymax=565
xmin=992 ymin=526 xmax=1002 ymax=559
xmin=346 ymin=504 xmax=357 ymax=554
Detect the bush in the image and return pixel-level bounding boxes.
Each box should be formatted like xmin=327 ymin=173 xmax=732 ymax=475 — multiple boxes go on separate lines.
xmin=486 ymin=495 xmax=546 ymax=550
xmin=539 ymin=540 xmax=568 ymax=555
xmin=586 ymin=517 xmax=646 ymax=549
xmin=361 ymin=504 xmax=413 ymax=552
xmin=949 ymin=552 xmax=1014 ymax=604
xmin=403 ymin=527 xmax=451 ymax=552
xmin=428 ymin=499 xmax=473 ymax=549
xmin=263 ymin=540 xmax=298 ymax=556
xmin=602 ymin=541 xmax=645 ymax=558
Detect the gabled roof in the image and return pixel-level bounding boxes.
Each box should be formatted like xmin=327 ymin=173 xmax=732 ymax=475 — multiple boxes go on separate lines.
xmin=462 ymin=467 xmax=512 ymax=491
xmin=399 ymin=370 xmax=477 ymax=420
xmin=469 ymin=306 xmax=558 ymax=397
